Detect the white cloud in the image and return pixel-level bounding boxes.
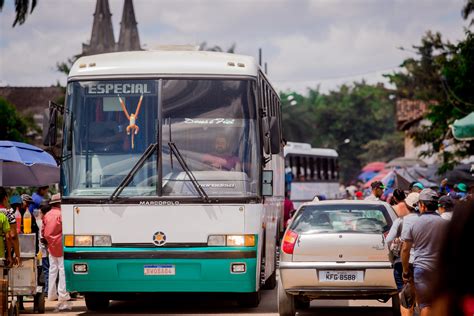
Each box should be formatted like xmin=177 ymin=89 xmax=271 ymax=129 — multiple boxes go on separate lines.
xmin=0 ymin=0 xmax=469 ymax=93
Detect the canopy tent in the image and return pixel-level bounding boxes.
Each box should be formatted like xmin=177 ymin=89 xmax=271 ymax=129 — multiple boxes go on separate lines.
xmin=362 ymin=161 xmax=386 ymax=172
xmin=392 ymin=165 xmax=439 ymax=191
xmin=363 ymin=169 xmax=391 ymax=188
xmin=0 ymin=141 xmax=59 ymax=187
xmin=452 ymin=112 xmax=474 ymax=141
xmin=443 ymin=163 xmax=474 ymax=187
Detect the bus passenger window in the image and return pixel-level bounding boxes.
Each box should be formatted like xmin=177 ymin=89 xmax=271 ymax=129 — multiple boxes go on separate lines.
xmin=316 ymin=158 xmax=321 ymax=180
xmin=295 ymin=156 xmax=301 ymax=179
xmin=309 ymin=157 xmax=315 ymax=180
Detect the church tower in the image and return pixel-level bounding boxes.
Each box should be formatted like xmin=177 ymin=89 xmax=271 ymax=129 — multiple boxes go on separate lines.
xmin=117 ymin=0 xmax=142 ymax=52
xmin=82 ymin=0 xmax=116 ymax=56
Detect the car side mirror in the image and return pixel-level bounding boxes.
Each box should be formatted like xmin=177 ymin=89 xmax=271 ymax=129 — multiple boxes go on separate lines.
xmin=262 ymin=170 xmax=273 ymax=196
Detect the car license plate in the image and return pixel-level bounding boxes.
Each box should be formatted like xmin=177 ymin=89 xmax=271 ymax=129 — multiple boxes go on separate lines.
xmin=144 ymin=264 xmax=175 ymax=276
xmin=318 ymin=270 xmax=363 ymax=282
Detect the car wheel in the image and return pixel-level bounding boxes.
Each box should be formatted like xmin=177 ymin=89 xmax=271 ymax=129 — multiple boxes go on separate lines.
xmin=295 ymin=296 xmax=310 ymax=310
xmin=391 ymin=294 xmax=401 ymax=316
xmin=278 ymin=275 xmax=295 ymax=316
xmin=85 ymin=294 xmax=110 ymax=311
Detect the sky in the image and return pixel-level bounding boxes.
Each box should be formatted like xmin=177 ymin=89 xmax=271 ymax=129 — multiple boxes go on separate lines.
xmin=0 ymin=0 xmax=471 ymax=94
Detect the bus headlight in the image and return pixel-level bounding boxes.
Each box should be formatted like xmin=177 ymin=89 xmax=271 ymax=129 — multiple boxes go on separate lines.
xmin=74 ymin=235 xmax=93 ymax=247
xmin=208 ymin=234 xmax=255 ymax=247
xmin=93 ymin=235 xmax=112 ymax=247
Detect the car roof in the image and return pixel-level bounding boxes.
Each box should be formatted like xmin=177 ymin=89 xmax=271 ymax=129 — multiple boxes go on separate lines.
xmin=299 ymin=199 xmax=389 ymax=207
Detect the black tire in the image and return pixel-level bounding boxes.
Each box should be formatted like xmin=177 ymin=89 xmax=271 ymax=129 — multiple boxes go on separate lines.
xmin=34 ymin=292 xmax=46 ymax=314
xmin=238 ymin=291 xmax=261 ymax=308
xmin=263 ymin=269 xmax=277 ymax=290
xmin=295 ymin=297 xmax=310 ymax=310
xmin=391 ymin=294 xmax=401 ymax=316
xmin=85 ymin=294 xmax=110 ymax=311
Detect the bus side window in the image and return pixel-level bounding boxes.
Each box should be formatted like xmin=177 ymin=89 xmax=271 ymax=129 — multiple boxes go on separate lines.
xmin=316 ymin=158 xmax=321 ymax=180
xmin=330 ymin=158 xmax=336 ymax=179
xmin=295 ymin=156 xmax=301 ymax=180
xmin=301 ymin=156 xmax=307 ymax=181
xmin=322 ymin=158 xmax=328 ymax=180
xmin=309 ymin=157 xmax=315 ymax=180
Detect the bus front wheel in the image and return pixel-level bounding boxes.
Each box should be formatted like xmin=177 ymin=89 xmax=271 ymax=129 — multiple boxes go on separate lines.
xmin=238 ymin=291 xmax=261 ymax=308
xmin=85 ymin=294 xmax=110 ymax=311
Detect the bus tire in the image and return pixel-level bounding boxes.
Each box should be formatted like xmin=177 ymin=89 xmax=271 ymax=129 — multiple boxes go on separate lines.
xmin=238 ymin=291 xmax=261 ymax=308
xmin=262 ymin=268 xmax=277 ymax=290
xmin=85 ymin=294 xmax=110 ymax=311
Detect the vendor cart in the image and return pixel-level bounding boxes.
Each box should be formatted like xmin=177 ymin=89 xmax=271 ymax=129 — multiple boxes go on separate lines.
xmin=6 ymin=234 xmax=45 ymax=315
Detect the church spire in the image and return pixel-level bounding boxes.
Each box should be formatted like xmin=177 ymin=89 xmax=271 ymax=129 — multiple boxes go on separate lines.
xmin=117 ymin=0 xmax=141 ymax=52
xmin=82 ymin=0 xmax=116 ymax=56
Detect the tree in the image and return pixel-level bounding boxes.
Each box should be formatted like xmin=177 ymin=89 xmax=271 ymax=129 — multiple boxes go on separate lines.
xmin=281 ymin=82 xmax=403 ymax=182
xmin=0 ymin=97 xmax=31 ymax=142
xmin=386 ymin=30 xmax=474 ymax=173
xmin=0 ymin=0 xmax=37 ymax=27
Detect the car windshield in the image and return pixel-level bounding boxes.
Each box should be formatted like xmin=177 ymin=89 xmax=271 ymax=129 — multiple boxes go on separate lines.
xmin=61 ymin=79 xmax=259 ymax=198
xmin=290 ymin=204 xmax=392 ymax=234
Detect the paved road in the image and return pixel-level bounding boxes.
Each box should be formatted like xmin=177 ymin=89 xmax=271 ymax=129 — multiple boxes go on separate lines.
xmin=21 ymin=288 xmax=394 ymax=316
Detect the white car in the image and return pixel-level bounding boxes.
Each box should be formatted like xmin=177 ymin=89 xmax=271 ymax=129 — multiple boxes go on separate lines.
xmin=278 ymin=200 xmax=400 ymax=316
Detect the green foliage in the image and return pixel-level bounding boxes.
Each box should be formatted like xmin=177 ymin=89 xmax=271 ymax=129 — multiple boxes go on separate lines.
xmin=281 ymin=82 xmax=403 ymax=182
xmin=386 ymin=30 xmax=474 ymax=172
xmin=0 ymin=97 xmax=30 ymax=142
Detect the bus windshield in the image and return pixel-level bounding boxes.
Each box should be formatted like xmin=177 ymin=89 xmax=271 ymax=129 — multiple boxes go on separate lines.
xmin=61 ymin=79 xmax=259 ymax=198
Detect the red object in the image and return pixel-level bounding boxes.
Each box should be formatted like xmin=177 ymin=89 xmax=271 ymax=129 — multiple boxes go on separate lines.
xmin=362 ymin=162 xmax=386 ymax=172
xmin=42 ymin=206 xmax=63 ymax=257
xmin=355 ymin=191 xmax=363 ymax=198
xmin=283 ymin=198 xmax=294 ymax=225
xmin=282 ymin=230 xmax=298 ymax=254
xmin=463 ymin=295 xmax=474 ymax=316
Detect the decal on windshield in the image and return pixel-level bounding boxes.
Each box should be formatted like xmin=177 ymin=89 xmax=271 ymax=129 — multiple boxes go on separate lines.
xmin=184 ymin=118 xmax=235 ymax=125
xmin=85 ymin=82 xmax=154 ymax=95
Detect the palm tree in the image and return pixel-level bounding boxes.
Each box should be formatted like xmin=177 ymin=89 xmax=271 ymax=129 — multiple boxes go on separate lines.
xmin=0 ymin=0 xmax=37 ymax=27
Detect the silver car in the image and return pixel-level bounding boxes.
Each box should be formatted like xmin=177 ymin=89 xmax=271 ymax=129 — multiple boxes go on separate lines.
xmin=278 ymin=200 xmax=400 ymax=316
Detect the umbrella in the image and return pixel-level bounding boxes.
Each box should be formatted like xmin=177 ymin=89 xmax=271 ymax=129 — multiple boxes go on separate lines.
xmin=452 ymin=112 xmax=474 ymax=141
xmin=0 ymin=141 xmax=59 ymax=186
xmin=362 ymin=161 xmax=386 ymax=172
xmin=386 ymin=157 xmax=427 ymax=168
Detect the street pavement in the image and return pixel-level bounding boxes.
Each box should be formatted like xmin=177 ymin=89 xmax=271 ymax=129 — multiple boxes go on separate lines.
xmin=20 ymin=288 xmax=394 ymax=315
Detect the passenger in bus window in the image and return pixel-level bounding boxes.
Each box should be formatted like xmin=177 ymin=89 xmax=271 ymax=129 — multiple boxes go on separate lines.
xmin=202 ymin=136 xmax=241 ymax=171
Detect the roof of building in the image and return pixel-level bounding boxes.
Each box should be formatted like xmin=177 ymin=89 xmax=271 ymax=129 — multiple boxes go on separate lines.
xmin=0 ymin=86 xmax=64 ymax=114
xmin=69 ymin=50 xmax=260 ymax=78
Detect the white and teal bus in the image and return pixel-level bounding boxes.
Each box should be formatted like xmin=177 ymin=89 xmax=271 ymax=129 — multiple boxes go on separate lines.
xmin=284 ymin=142 xmax=340 ymax=208
xmin=48 ymin=50 xmax=284 ymax=310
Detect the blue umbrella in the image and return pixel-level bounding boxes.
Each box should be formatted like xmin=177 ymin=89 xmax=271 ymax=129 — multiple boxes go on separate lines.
xmin=358 ymin=170 xmax=377 ymax=182
xmin=0 ymin=141 xmax=59 ymax=186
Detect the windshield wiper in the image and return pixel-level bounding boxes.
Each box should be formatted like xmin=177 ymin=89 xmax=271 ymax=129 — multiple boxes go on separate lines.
xmin=168 ymin=142 xmax=209 ymax=202
xmin=109 ymin=143 xmax=158 ymax=202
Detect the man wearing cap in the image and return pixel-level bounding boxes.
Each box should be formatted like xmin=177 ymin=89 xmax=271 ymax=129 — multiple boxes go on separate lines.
xmin=438 ymin=195 xmax=454 ymax=221
xmin=411 ymin=182 xmax=424 ymax=193
xmin=41 ymin=193 xmax=70 ymax=310
xmin=365 ymin=181 xmax=385 ymax=201
xmin=401 ymin=189 xmax=447 ymax=316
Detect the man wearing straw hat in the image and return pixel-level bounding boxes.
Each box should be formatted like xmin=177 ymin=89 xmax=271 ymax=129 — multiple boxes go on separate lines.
xmin=41 ymin=193 xmax=70 ymax=310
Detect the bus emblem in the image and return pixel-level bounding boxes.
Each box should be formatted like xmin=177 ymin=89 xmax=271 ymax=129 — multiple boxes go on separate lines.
xmin=152 ymin=231 xmax=167 ymax=246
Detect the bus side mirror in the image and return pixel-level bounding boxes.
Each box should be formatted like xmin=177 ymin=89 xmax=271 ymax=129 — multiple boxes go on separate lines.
xmin=262 ymin=170 xmax=273 ymax=196
xmin=269 ymin=116 xmax=281 ymax=154
xmin=43 ymin=106 xmax=58 ymax=147
xmin=262 ymin=117 xmax=271 ymax=155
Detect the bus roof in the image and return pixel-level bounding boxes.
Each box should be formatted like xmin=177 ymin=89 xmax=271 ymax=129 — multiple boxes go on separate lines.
xmin=69 ymin=50 xmax=260 ymax=79
xmin=284 ymin=142 xmax=338 ymax=157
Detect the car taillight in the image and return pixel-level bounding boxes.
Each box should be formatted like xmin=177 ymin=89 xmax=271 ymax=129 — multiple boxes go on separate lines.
xmin=282 ymin=230 xmax=298 ymax=255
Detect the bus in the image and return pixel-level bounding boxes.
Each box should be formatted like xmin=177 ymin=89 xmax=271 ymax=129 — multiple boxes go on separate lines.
xmin=48 ymin=50 xmax=284 ymax=309
xmin=284 ymin=142 xmax=339 ymax=207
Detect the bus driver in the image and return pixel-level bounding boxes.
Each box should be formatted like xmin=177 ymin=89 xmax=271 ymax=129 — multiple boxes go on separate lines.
xmin=203 ymin=136 xmax=241 ymax=171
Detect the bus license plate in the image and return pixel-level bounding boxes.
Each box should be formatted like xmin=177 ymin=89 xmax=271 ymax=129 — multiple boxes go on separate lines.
xmin=319 ymin=270 xmax=363 ymax=282
xmin=144 ymin=264 xmax=175 ymax=276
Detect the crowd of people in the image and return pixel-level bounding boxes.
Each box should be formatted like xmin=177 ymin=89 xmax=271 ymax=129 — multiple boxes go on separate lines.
xmin=364 ymin=180 xmax=473 ymax=316
xmin=0 ymin=186 xmax=71 ymax=312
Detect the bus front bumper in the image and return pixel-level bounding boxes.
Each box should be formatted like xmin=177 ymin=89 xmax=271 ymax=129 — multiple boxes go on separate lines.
xmin=63 ymin=247 xmax=257 ymax=293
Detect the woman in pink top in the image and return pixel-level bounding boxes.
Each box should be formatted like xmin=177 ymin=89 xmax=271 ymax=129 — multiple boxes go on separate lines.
xmin=41 ymin=194 xmax=70 ymax=310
